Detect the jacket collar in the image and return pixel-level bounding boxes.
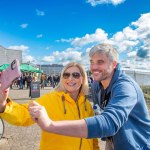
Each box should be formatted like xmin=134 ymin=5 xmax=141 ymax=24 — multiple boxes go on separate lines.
xmin=56 ymin=91 xmax=85 ymax=104
xmin=106 ymin=63 xmax=122 ymax=93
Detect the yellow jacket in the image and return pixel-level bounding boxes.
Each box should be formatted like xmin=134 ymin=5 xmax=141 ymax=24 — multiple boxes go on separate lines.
xmin=0 ymin=91 xmax=99 ymax=150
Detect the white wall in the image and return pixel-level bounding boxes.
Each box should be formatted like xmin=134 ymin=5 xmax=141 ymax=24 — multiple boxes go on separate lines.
xmin=123 ymin=69 xmax=150 ymax=86
xmin=0 ymin=46 xmax=22 ymax=65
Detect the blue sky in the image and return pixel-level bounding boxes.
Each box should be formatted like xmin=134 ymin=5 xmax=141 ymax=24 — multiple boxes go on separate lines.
xmin=0 ymin=0 xmax=150 ymax=69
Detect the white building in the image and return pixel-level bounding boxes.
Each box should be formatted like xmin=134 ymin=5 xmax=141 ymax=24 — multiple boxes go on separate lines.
xmin=38 ymin=64 xmax=63 ymax=75
xmin=0 ymin=45 xmax=22 ymax=65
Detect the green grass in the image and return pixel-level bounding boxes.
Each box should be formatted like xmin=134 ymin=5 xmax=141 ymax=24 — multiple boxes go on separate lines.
xmin=144 ymin=93 xmax=150 ymax=101
xmin=141 ymin=86 xmax=150 ymax=94
xmin=141 ymin=86 xmax=150 ymax=111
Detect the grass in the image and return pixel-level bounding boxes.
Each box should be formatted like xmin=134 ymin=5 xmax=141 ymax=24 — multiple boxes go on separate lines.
xmin=141 ymin=86 xmax=150 ymax=111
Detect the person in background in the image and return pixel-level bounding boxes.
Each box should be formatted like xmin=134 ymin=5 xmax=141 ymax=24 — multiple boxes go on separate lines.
xmin=27 ymin=73 xmax=32 ymax=89
xmin=40 ymin=73 xmax=46 ymax=89
xmin=19 ymin=73 xmax=23 ymax=89
xmin=32 ymin=73 xmax=38 ymax=82
xmin=29 ymin=43 xmax=150 ymax=150
xmin=0 ymin=62 xmax=99 ymax=150
xmin=23 ymin=73 xmax=27 ymax=88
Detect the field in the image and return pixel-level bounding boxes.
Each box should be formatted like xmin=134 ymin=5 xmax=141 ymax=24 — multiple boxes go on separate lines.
xmin=141 ymin=86 xmax=150 ymax=110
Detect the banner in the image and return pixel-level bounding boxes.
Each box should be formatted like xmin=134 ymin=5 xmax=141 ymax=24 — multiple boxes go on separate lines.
xmin=30 ymin=82 xmax=40 ymax=98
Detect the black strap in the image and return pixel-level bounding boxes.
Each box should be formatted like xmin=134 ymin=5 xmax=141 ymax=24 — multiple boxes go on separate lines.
xmin=101 ymin=92 xmax=111 ymax=109
xmin=91 ymin=82 xmax=113 ymax=142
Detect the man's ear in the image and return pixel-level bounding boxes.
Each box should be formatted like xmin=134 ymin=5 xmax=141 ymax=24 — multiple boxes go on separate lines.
xmin=113 ymin=60 xmax=117 ymax=69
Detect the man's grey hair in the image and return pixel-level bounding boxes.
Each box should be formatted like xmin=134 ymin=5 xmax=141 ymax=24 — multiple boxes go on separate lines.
xmin=89 ymin=43 xmax=118 ymax=62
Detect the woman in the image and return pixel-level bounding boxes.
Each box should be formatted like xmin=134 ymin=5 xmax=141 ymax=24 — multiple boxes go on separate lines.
xmin=0 ymin=62 xmax=99 ymax=150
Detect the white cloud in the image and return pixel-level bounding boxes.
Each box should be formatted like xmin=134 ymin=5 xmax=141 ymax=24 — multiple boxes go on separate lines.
xmin=42 ymin=56 xmax=55 ymax=63
xmin=131 ymin=13 xmax=150 ymax=50
xmin=36 ymin=9 xmax=45 ymax=16
xmin=36 ymin=34 xmax=43 ymax=38
xmin=86 ymin=0 xmax=125 ymax=6
xmin=39 ymin=13 xmax=150 ymax=69
xmin=20 ymin=23 xmax=28 ymax=29
xmin=127 ymin=51 xmax=137 ymax=58
xmin=56 ymin=28 xmax=108 ymax=47
xmin=108 ymin=13 xmax=150 ymax=54
xmin=73 ymin=13 xmax=150 ymax=69
xmin=71 ymin=28 xmax=108 ymax=47
xmin=57 ymin=13 xmax=149 ymax=56
xmin=56 ymin=38 xmax=73 ymax=43
xmin=8 ymin=45 xmax=29 ymax=52
xmin=42 ymin=48 xmax=82 ymax=66
xmin=17 ymin=13 xmax=149 ymax=70
xmin=131 ymin=13 xmax=150 ymax=29
xmin=123 ymin=27 xmax=138 ymax=40
xmin=23 ymin=55 xmax=35 ymax=63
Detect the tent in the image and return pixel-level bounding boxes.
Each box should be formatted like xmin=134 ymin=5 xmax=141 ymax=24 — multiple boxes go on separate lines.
xmin=20 ymin=64 xmax=43 ymax=73
xmin=0 ymin=64 xmax=43 ymax=73
xmin=0 ymin=64 xmax=9 ymax=71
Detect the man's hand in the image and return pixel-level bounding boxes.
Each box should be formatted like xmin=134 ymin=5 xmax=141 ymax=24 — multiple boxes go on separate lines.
xmin=28 ymin=101 xmax=88 ymax=138
xmin=28 ymin=101 xmax=52 ymax=131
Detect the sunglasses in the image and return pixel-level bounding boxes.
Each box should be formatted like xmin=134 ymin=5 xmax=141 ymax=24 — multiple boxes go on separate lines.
xmin=63 ymin=72 xmax=81 ymax=79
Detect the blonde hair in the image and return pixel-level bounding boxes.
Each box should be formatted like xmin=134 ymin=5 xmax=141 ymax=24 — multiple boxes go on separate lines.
xmin=55 ymin=62 xmax=89 ymax=95
xmin=89 ymin=43 xmax=118 ymax=62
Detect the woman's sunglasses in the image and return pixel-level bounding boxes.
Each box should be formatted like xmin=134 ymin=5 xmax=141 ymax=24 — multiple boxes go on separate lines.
xmin=63 ymin=72 xmax=81 ymax=79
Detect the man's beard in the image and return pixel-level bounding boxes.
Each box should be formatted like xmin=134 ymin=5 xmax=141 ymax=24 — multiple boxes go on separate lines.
xmin=92 ymin=71 xmax=110 ymax=82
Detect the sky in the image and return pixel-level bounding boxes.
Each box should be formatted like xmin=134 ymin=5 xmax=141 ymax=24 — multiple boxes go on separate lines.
xmin=0 ymin=0 xmax=150 ymax=70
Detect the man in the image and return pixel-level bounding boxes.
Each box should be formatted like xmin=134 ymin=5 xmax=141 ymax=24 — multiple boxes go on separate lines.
xmin=30 ymin=44 xmax=150 ymax=149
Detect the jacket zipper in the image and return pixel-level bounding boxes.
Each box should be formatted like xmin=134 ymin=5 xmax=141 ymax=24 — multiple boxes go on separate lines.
xmin=76 ymin=101 xmax=82 ymax=150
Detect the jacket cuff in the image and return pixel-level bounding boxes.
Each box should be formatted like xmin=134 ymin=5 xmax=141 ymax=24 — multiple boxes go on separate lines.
xmin=0 ymin=97 xmax=13 ymax=115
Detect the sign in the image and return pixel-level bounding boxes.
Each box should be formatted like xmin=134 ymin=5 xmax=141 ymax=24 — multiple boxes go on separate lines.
xmin=30 ymin=82 xmax=40 ymax=98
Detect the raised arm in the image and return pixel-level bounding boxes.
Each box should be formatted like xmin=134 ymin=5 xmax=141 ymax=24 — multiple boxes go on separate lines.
xmin=28 ymin=101 xmax=88 ymax=138
xmin=0 ymin=83 xmax=9 ymax=113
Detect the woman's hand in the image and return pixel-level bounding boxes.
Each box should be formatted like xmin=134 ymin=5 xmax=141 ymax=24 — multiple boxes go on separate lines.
xmin=0 ymin=72 xmax=9 ymax=112
xmin=28 ymin=101 xmax=52 ymax=131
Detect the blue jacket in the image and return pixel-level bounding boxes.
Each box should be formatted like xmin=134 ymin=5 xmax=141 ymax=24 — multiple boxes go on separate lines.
xmin=85 ymin=64 xmax=150 ymax=150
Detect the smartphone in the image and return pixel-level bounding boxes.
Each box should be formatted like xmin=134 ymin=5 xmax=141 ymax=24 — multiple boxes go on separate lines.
xmin=0 ymin=59 xmax=21 ymax=91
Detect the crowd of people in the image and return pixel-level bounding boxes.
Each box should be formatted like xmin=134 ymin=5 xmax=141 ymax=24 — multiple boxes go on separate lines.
xmin=10 ymin=73 xmax=37 ymax=89
xmin=40 ymin=73 xmax=60 ymax=88
xmin=10 ymin=73 xmax=61 ymax=90
xmin=11 ymin=72 xmax=92 ymax=90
